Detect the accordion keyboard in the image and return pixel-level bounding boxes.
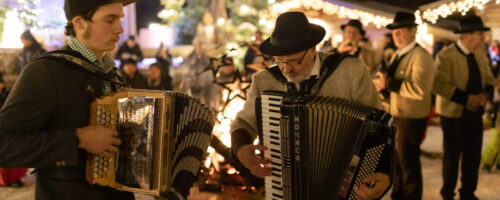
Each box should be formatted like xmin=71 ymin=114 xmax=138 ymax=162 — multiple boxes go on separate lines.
xmin=93 ymin=105 xmax=115 ymax=178
xmin=261 ymin=94 xmax=284 ymax=200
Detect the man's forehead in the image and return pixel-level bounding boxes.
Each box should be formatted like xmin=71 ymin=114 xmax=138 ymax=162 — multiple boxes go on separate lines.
xmin=94 ymin=3 xmax=124 ymax=17
xmin=274 ymin=51 xmax=305 ymax=59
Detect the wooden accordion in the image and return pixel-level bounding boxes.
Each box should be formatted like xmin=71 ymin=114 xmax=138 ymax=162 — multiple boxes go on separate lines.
xmin=256 ymin=91 xmax=395 ymax=200
xmin=86 ymin=90 xmax=214 ymax=199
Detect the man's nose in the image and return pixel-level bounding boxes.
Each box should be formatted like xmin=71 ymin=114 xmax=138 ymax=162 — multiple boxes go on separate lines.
xmin=281 ymin=64 xmax=292 ymax=73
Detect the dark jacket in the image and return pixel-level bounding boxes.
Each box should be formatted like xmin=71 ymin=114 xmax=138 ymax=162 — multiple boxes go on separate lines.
xmin=0 ymin=47 xmax=133 ymax=200
xmin=124 ymin=71 xmax=148 ymax=89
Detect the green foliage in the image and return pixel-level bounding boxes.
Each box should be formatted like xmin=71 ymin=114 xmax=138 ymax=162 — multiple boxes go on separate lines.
xmin=163 ymin=0 xmax=208 ymax=44
xmin=0 ymin=2 xmax=6 ymax=41
xmin=159 ymin=0 xmax=185 ymax=25
xmin=18 ymin=0 xmax=40 ymax=29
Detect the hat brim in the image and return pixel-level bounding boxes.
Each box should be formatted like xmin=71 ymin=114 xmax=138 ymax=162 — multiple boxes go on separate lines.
xmin=110 ymin=0 xmax=137 ymax=6
xmin=386 ymin=23 xmax=418 ymax=30
xmin=260 ymin=24 xmax=326 ymax=56
xmin=454 ymin=27 xmax=491 ymax=33
xmin=121 ymin=0 xmax=137 ymax=6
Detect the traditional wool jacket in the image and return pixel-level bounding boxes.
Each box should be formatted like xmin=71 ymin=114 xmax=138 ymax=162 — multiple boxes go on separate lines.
xmin=384 ymin=44 xmax=435 ymax=119
xmin=434 ymin=43 xmax=496 ymax=118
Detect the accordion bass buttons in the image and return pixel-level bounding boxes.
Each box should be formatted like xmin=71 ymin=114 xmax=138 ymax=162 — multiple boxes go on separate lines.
xmin=94 ymin=105 xmax=116 ymax=127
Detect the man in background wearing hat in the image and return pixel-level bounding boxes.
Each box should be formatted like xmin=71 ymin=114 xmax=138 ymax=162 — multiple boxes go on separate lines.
xmin=0 ymin=0 xmax=135 ymax=199
xmin=336 ymin=19 xmax=379 ymax=71
xmin=433 ymin=15 xmax=496 ymax=200
xmin=231 ymin=11 xmax=392 ymax=200
xmin=373 ymin=11 xmax=435 ymax=200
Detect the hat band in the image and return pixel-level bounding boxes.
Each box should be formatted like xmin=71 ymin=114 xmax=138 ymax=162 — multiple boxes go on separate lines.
xmin=391 ymin=20 xmax=416 ymax=27
xmin=458 ymin=24 xmax=488 ymax=32
xmin=270 ymin=29 xmax=312 ymax=48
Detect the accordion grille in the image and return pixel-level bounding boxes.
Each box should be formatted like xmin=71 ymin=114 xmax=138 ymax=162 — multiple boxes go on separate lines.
xmin=166 ymin=92 xmax=214 ymax=198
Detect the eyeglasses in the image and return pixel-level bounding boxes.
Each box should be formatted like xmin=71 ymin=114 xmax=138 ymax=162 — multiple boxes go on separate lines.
xmin=273 ymin=49 xmax=309 ymax=66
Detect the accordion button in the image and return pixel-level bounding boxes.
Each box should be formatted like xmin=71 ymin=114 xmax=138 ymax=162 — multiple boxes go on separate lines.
xmin=97 ymin=106 xmax=102 ymax=111
xmin=94 ymin=157 xmax=99 ymax=161
xmin=106 ymin=111 xmax=110 ymax=115
xmin=106 ymin=117 xmax=110 ymax=121
xmin=97 ymin=111 xmax=101 ymax=116
xmin=104 ymin=167 xmax=108 ymax=171
xmin=94 ymin=173 xmax=98 ymax=178
xmin=96 ymin=116 xmax=101 ymax=121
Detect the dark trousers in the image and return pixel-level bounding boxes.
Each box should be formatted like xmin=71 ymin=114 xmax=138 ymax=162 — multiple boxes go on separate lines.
xmin=440 ymin=111 xmax=483 ymax=200
xmin=391 ymin=117 xmax=428 ymax=200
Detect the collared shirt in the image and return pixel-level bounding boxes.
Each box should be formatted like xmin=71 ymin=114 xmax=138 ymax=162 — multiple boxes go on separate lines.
xmin=456 ymin=39 xmax=471 ymax=55
xmin=68 ymin=37 xmax=115 ymax=73
xmin=396 ymin=40 xmax=417 ymax=57
xmin=286 ymin=53 xmax=321 ymax=90
xmin=68 ymin=37 xmax=116 ymax=95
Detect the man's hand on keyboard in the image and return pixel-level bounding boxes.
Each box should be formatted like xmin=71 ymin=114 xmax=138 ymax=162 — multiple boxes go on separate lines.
xmin=236 ymin=144 xmax=272 ymax=178
xmin=353 ymin=172 xmax=390 ymax=200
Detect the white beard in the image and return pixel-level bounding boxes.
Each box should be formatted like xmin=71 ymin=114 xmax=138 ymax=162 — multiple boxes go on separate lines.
xmin=284 ymin=73 xmax=309 ymax=83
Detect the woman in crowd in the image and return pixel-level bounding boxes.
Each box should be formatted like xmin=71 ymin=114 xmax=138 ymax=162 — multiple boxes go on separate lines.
xmin=147 ymin=63 xmax=172 ymax=90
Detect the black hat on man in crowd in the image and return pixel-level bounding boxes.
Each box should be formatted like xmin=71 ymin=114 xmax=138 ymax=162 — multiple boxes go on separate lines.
xmin=260 ymin=12 xmax=326 ymax=56
xmin=454 ymin=15 xmax=490 ymax=34
xmin=386 ymin=11 xmax=418 ymax=30
xmin=341 ymin=19 xmax=366 ymax=36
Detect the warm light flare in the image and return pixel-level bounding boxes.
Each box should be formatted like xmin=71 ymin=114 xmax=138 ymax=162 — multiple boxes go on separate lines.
xmin=270 ymin=0 xmax=392 ymax=28
xmin=420 ymin=0 xmax=491 ymax=23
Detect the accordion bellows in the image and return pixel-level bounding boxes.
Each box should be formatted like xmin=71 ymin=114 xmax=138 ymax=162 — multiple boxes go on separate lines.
xmin=257 ymin=91 xmax=395 ymax=200
xmin=86 ymin=90 xmax=214 ymax=199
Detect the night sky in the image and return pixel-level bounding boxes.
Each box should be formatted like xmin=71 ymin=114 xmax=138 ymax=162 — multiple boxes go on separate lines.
xmin=135 ymin=0 xmax=163 ymax=31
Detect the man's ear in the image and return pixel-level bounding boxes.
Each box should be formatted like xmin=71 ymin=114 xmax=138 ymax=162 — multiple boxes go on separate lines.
xmin=72 ymin=16 xmax=86 ymax=31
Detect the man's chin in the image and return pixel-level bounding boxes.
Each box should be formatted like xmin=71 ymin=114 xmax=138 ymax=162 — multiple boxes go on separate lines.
xmin=284 ymin=75 xmax=306 ymax=83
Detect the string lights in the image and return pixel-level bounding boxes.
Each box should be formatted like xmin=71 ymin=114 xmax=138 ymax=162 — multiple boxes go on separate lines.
xmin=419 ymin=0 xmax=498 ymax=24
xmin=270 ymin=0 xmax=393 ymax=28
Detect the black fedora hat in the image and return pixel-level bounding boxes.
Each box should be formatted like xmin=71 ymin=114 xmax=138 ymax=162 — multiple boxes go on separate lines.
xmin=64 ymin=0 xmax=137 ymax=21
xmin=454 ymin=15 xmax=490 ymax=33
xmin=386 ymin=11 xmax=417 ymax=30
xmin=341 ymin=19 xmax=366 ymax=36
xmin=260 ymin=12 xmax=325 ymax=56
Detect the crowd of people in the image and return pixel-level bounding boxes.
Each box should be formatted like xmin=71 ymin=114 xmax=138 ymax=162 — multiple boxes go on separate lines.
xmin=0 ymin=0 xmax=498 ymax=200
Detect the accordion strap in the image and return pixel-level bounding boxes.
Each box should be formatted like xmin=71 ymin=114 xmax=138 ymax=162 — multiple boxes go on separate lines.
xmin=266 ymin=53 xmax=351 ymax=96
xmin=310 ymin=53 xmax=352 ymax=95
xmin=35 ymin=50 xmax=129 ymax=89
